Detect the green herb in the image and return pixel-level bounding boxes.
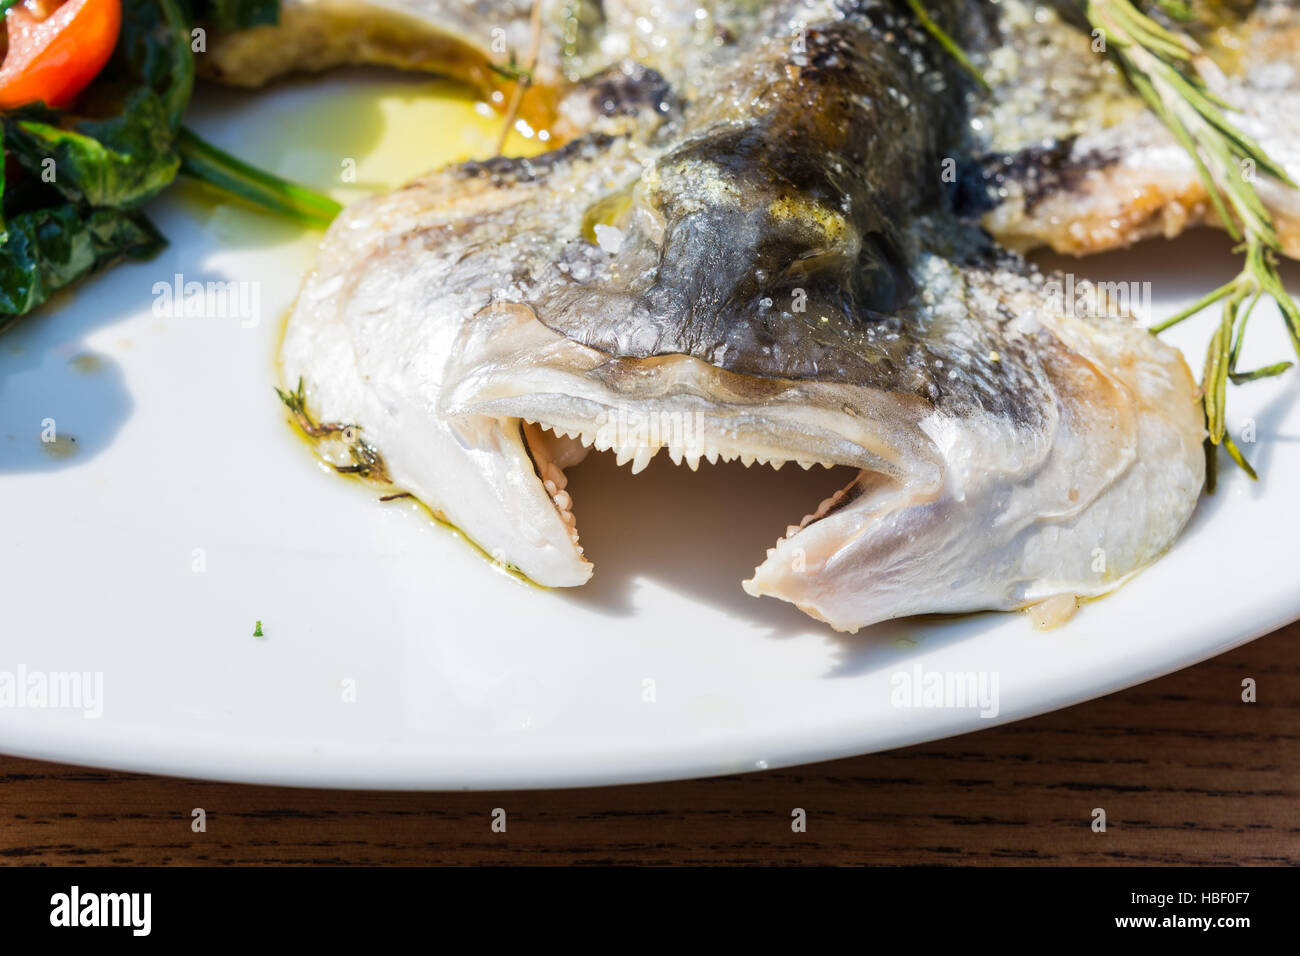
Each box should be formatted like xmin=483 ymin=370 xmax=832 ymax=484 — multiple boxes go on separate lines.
xmin=1152 ymin=0 xmax=1194 ymax=20
xmin=275 ymin=376 xmax=391 ymax=481
xmin=1087 ymin=0 xmax=1300 ymax=487
xmin=253 ymin=620 xmax=264 ymax=637
xmin=177 ymin=128 xmax=341 ymax=228
xmin=486 ymin=60 xmax=532 ymax=84
xmin=903 ymin=0 xmax=989 ymax=91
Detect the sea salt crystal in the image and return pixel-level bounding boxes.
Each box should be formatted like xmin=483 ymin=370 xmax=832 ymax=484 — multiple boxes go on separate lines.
xmin=594 ymin=224 xmax=625 ymax=255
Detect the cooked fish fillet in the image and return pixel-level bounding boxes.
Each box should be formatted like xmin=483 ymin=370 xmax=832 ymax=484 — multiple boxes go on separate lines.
xmin=970 ymin=0 xmax=1300 ymax=257
xmin=278 ymin=0 xmax=1204 ymax=631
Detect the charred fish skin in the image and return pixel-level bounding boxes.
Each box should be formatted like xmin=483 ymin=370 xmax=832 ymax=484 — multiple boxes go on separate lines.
xmin=971 ymin=0 xmax=1300 ymax=257
xmin=281 ymin=0 xmax=1204 ymax=630
xmin=527 ymin=0 xmax=956 ymax=383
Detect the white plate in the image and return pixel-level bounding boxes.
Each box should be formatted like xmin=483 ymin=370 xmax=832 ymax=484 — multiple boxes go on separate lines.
xmin=2 ymin=72 xmax=1298 ymax=789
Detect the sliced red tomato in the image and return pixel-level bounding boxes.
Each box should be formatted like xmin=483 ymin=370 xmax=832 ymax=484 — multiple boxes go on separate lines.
xmin=0 ymin=0 xmax=122 ymax=110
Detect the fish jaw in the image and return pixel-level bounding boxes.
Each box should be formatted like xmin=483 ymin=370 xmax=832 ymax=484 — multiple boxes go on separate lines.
xmin=279 ymin=220 xmax=593 ymax=590
xmin=437 ymin=300 xmax=953 ymax=588
xmin=744 ymin=272 xmax=1207 ymax=633
xmin=277 ymin=372 xmax=594 ymax=588
xmin=440 ymin=300 xmax=937 ymax=481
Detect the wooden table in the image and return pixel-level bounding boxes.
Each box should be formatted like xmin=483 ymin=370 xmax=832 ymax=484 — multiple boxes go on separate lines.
xmin=1 ymin=624 xmax=1294 ymax=866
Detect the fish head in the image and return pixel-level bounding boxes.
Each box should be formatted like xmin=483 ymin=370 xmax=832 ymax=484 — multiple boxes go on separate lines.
xmin=279 ymin=0 xmax=1204 ymax=632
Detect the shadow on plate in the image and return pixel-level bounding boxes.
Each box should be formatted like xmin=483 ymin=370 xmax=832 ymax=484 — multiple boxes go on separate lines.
xmin=0 ymin=280 xmax=141 ymax=473
xmin=557 ymin=446 xmax=1009 ymax=669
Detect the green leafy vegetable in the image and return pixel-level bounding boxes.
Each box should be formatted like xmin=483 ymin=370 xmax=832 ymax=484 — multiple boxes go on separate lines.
xmin=0 ymin=203 xmax=165 ymax=325
xmin=5 ymin=93 xmax=181 ymax=208
xmin=0 ymin=0 xmax=339 ymax=323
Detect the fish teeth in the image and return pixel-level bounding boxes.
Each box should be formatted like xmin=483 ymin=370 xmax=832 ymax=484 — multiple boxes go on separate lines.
xmin=541 ymin=461 xmax=566 ymax=491
xmin=535 ymin=421 xmax=846 ymax=483
xmin=631 ymin=447 xmax=654 ymax=474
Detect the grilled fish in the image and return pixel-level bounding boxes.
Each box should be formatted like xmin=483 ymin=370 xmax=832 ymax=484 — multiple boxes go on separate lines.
xmin=274 ymin=0 xmax=1204 ymax=631
xmin=210 ymin=0 xmax=1300 ymax=259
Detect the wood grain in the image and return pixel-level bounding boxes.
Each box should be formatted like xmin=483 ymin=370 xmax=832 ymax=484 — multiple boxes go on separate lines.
xmin=0 ymin=625 xmax=1295 ymax=866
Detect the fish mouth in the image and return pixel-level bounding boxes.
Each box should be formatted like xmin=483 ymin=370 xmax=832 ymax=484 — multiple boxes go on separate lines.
xmin=442 ymin=300 xmax=942 ymax=607
xmin=506 ymin=402 xmax=894 ymax=600
xmin=515 ymin=405 xmax=868 ymax=552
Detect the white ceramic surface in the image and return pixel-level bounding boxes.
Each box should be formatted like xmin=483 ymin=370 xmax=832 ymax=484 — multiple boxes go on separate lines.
xmin=1 ymin=73 xmax=1297 ymax=789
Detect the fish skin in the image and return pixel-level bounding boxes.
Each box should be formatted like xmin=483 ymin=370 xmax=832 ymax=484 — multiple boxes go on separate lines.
xmin=971 ymin=0 xmax=1300 ymax=258
xmin=209 ymin=0 xmax=1300 ymax=257
xmin=279 ymin=0 xmax=1205 ymax=630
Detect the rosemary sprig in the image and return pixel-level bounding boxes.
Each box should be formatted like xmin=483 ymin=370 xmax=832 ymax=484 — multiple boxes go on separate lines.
xmin=275 ymin=376 xmax=391 ymax=480
xmin=904 ymin=0 xmax=989 ymax=90
xmin=1087 ymin=0 xmax=1300 ymax=487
